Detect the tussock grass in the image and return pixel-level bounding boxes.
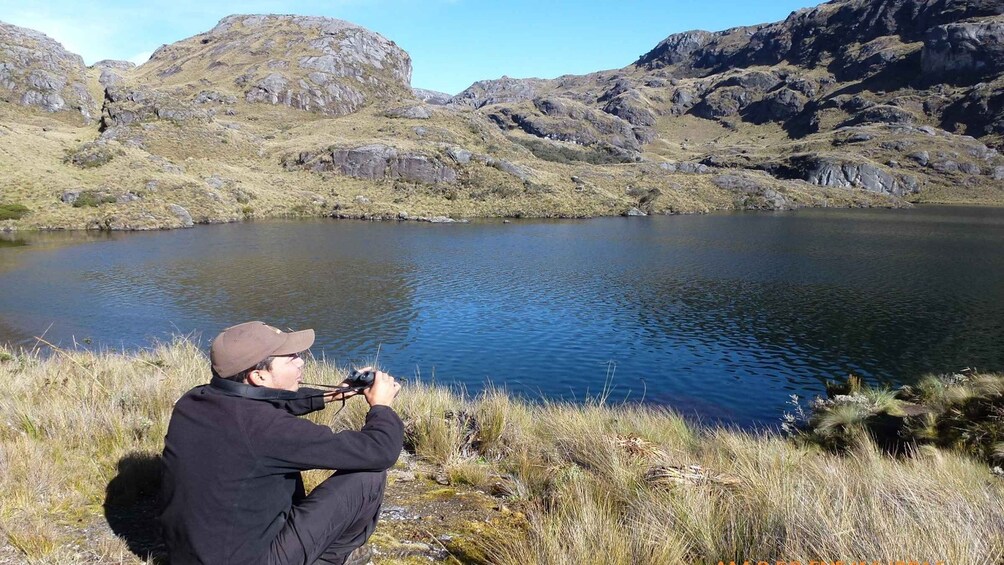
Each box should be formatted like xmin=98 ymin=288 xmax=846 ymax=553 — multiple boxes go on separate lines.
xmin=1 ymin=340 xmax=1002 ymax=564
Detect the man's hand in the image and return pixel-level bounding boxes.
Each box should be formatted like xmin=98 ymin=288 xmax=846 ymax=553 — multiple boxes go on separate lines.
xmin=362 ymin=369 xmax=400 ymax=407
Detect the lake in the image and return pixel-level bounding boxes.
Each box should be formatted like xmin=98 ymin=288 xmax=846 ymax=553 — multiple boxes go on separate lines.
xmin=2 ymin=205 xmax=1003 ymax=426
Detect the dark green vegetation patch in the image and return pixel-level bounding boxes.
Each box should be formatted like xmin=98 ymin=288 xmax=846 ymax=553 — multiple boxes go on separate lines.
xmin=0 ymin=203 xmax=30 ymax=220
xmin=72 ymin=191 xmax=117 ymax=207
xmin=791 ymin=372 xmax=1004 ymax=463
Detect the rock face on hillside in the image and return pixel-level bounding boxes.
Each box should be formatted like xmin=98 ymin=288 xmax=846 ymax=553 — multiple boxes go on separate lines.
xmin=0 ymin=22 xmax=96 ymax=120
xmin=135 ymin=14 xmax=413 ymax=117
xmin=444 ymin=0 xmax=1004 ymax=200
xmin=283 ymin=144 xmax=459 ymax=185
xmin=448 ymin=76 xmax=549 ymax=109
xmin=635 ymin=0 xmax=1003 ymax=78
xmin=412 ymin=87 xmax=451 ymax=105
xmin=922 ymin=20 xmax=1004 ymax=80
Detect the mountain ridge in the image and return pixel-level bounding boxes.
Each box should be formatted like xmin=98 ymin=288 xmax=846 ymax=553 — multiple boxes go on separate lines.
xmin=0 ymin=1 xmax=1002 ymax=231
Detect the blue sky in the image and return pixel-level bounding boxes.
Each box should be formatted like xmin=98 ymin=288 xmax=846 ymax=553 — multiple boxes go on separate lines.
xmin=1 ymin=0 xmax=817 ymax=95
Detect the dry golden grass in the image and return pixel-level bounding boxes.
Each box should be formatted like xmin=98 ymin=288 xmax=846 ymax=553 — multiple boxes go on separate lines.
xmin=1 ymin=340 xmax=1002 ymax=564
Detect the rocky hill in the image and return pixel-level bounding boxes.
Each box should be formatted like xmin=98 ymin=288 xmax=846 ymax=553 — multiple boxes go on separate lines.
xmin=0 ymin=1 xmax=1002 ymax=231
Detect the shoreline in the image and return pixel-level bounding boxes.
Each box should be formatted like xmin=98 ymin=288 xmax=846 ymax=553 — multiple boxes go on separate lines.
xmin=4 ymin=198 xmax=1001 ymax=234
xmin=1 ymin=342 xmax=1000 ymax=563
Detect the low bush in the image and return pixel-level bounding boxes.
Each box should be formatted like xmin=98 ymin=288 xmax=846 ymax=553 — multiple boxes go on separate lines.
xmin=0 ymin=203 xmax=30 ymax=220
xmin=789 ymin=370 xmax=1004 ymax=462
xmin=72 ymin=191 xmax=117 ymax=208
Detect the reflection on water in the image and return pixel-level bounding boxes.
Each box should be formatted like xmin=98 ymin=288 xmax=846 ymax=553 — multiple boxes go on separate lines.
xmin=1 ymin=206 xmax=1002 ymax=426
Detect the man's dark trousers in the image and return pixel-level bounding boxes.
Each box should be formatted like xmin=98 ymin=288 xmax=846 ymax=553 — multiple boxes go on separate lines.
xmin=267 ymin=470 xmax=386 ymax=565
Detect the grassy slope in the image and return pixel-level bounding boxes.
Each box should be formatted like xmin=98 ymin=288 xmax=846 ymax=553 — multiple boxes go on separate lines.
xmin=1 ymin=341 xmax=1001 ymax=564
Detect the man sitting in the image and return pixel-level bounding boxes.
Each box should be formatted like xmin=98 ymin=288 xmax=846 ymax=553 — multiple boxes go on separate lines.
xmin=159 ymin=321 xmax=403 ymax=564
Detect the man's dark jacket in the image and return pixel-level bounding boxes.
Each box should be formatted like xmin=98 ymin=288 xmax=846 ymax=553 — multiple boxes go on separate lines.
xmin=159 ymin=377 xmax=404 ymax=565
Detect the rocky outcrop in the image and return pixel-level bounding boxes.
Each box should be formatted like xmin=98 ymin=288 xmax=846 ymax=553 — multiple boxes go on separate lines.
xmin=385 ymin=105 xmax=432 ymax=119
xmin=601 ymin=90 xmax=657 ymax=127
xmin=743 ymin=88 xmax=808 ymax=123
xmin=101 ymin=85 xmax=209 ymax=130
xmin=635 ymin=30 xmax=716 ymax=69
xmin=684 ymin=70 xmax=814 ymax=125
xmin=93 ymin=60 xmax=135 ymax=88
xmin=922 ymin=18 xmax=1004 ymax=83
xmin=712 ymin=174 xmax=794 ymax=210
xmin=847 ymin=104 xmax=918 ymax=126
xmin=0 ymin=21 xmax=96 ymax=120
xmin=241 ymin=71 xmax=367 ymax=115
xmin=448 ymin=76 xmax=548 ymax=109
xmin=140 ymin=15 xmax=412 ymax=117
xmin=284 ymin=144 xmax=459 ymax=184
xmin=939 ymin=82 xmax=1004 ymax=137
xmin=487 ymin=96 xmax=648 ymax=155
xmin=635 ymin=0 xmax=1004 ymax=78
xmin=168 ymin=204 xmax=194 ymax=227
xmin=778 ymin=154 xmax=914 ymax=196
xmin=412 ymin=88 xmax=451 ymax=105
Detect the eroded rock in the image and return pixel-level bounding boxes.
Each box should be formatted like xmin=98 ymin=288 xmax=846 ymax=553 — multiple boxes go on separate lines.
xmin=0 ymin=21 xmax=95 ymax=120
xmin=285 ymin=144 xmax=458 ymax=184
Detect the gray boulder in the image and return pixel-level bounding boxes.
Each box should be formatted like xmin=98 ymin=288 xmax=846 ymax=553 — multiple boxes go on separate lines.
xmin=446 ymin=147 xmax=472 ymax=164
xmin=669 ymin=87 xmax=698 ymax=115
xmin=168 ymin=204 xmax=194 ymax=227
xmin=907 ymin=151 xmax=930 ymax=166
xmin=960 ymin=162 xmax=982 ymax=175
xmin=931 ymin=160 xmax=960 ymax=173
xmin=484 ymin=157 xmax=531 ymax=181
xmin=678 ymin=162 xmax=711 ymax=174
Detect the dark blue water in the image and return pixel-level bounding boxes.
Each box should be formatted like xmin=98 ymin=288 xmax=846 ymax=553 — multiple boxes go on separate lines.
xmin=2 ymin=206 xmax=1003 ymax=426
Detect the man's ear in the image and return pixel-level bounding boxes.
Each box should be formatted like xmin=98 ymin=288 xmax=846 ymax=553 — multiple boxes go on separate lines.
xmin=248 ymin=370 xmax=267 ymax=387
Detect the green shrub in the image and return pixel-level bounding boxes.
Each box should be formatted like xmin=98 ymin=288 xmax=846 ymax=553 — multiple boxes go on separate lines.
xmin=0 ymin=203 xmax=30 ymax=220
xmin=72 ymin=191 xmax=117 ymax=208
xmin=790 ymin=371 xmax=1004 ymax=462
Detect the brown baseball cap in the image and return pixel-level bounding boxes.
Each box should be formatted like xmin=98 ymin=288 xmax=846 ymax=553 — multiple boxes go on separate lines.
xmin=210 ymin=321 xmax=315 ymax=378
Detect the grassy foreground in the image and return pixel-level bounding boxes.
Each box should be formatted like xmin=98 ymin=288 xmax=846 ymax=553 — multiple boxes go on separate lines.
xmin=1 ymin=340 xmax=1002 ymax=564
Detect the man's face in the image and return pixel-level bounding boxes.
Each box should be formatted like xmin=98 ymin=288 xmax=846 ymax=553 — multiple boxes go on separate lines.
xmin=256 ymin=353 xmax=305 ymax=391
